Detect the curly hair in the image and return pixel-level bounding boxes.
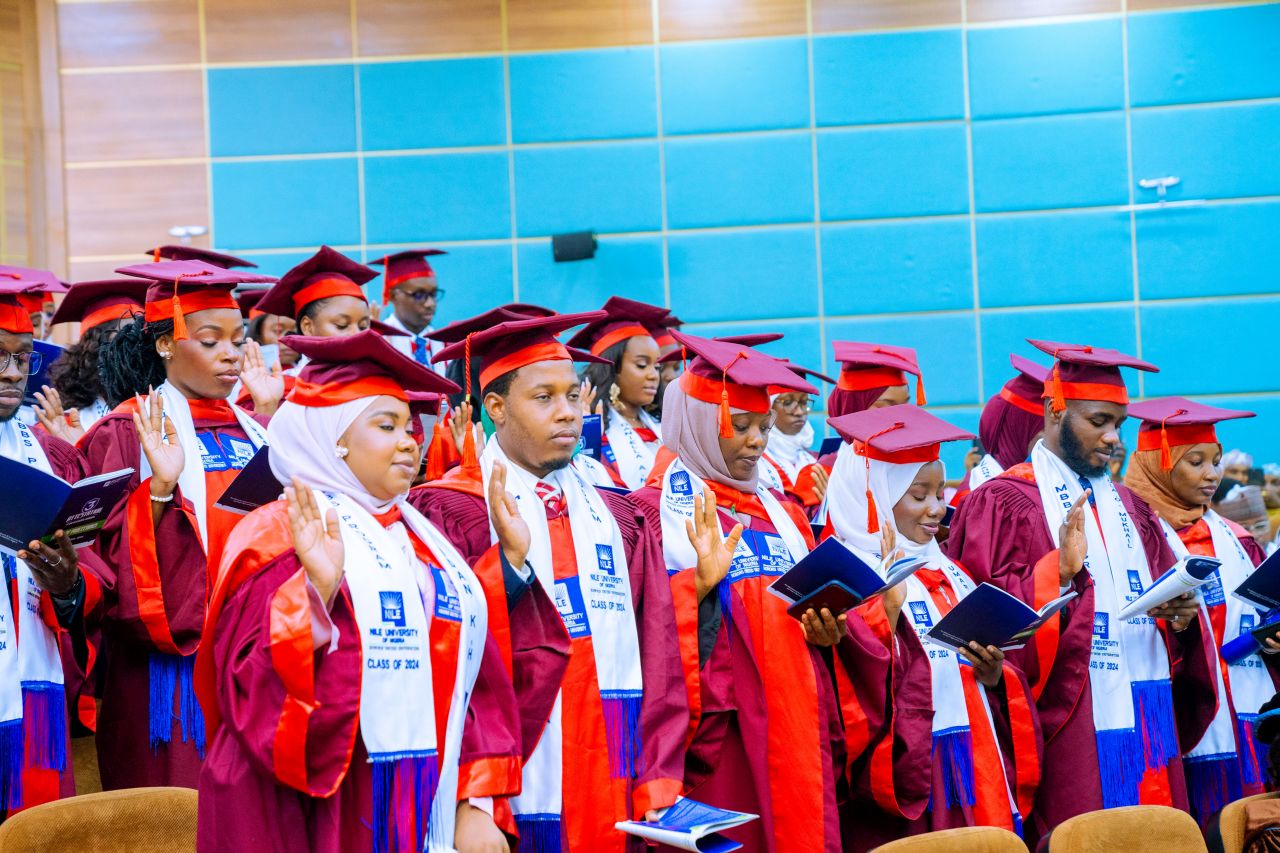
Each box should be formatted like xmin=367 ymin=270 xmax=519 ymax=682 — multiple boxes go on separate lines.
xmin=47 ymin=321 xmax=123 ymax=410
xmin=98 ymin=315 xmax=173 ymax=406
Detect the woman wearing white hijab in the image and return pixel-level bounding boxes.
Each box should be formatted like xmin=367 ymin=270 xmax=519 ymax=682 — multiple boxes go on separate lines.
xmin=759 ymin=362 xmax=834 ymax=512
xmin=196 ymin=331 xmax=520 ymax=853
xmin=826 ymin=404 xmax=1042 ymax=851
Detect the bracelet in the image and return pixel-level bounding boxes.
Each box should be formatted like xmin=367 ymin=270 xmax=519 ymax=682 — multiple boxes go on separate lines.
xmin=150 ymin=490 xmax=175 ymax=503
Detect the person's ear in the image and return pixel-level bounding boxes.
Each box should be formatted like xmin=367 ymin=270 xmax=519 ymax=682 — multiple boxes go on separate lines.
xmin=299 ymin=315 xmax=314 ymax=336
xmin=485 ymin=391 xmax=505 ymax=428
xmin=154 ymin=333 xmax=175 ymax=361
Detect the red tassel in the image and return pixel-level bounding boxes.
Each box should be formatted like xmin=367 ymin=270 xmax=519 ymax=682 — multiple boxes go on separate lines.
xmin=424 ymin=421 xmax=446 ymax=481
xmin=171 ymin=296 xmax=188 ymax=341
xmin=464 ymin=333 xmax=474 ymax=405
xmin=915 ymin=375 xmax=926 ymax=406
xmin=152 ymin=248 xmax=161 ymax=263
xmin=866 ymin=487 xmax=879 ymax=534
xmin=441 ymin=410 xmax=461 ymax=467
xmin=462 ymin=423 xmax=478 ymax=470
xmin=719 ymin=386 xmax=733 ymax=439
xmin=1159 ymin=416 xmax=1173 ymax=471
xmin=1050 ymin=362 xmax=1066 ymax=413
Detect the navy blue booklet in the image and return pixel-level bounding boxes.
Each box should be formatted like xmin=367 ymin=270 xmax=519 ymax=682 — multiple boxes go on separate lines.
xmin=924 ymin=582 xmax=1077 ymax=651
xmin=767 ymin=537 xmax=927 ymax=620
xmin=214 ymin=447 xmax=282 ymax=515
xmin=0 ymin=455 xmax=133 ymax=551
xmin=577 ymin=414 xmax=603 ymax=462
xmin=1232 ymin=550 xmax=1280 ymax=611
xmin=20 ymin=340 xmax=64 ymax=407
xmin=616 ymin=797 xmax=758 ymax=852
xmin=818 ymin=436 xmax=842 ymax=457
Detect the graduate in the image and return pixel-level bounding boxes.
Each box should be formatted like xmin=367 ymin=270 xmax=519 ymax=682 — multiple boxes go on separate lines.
xmin=195 ymin=331 xmax=520 ymax=853
xmin=0 ymin=277 xmax=105 ymax=817
xmin=145 ymin=246 xmax=259 ymax=269
xmin=825 ymin=405 xmax=1041 ymax=848
xmin=428 ymin=304 xmax=554 ymax=415
xmin=34 ymin=278 xmax=152 ymax=443
xmin=628 ymin=331 xmax=903 ymax=853
xmin=408 ymin=312 xmax=688 ymax=853
xmin=945 ymin=340 xmax=1217 ymax=836
xmin=80 ymin=260 xmax=273 ymax=790
xmin=950 ymin=354 xmax=1049 ymax=507
xmin=568 ymin=297 xmax=669 ymax=490
xmin=256 ymin=247 xmax=376 ymax=349
xmin=372 ymin=250 xmax=447 ymax=374
xmin=827 ymin=342 xmax=924 ymax=419
xmin=1123 ymin=397 xmax=1278 ymax=824
xmin=758 ymin=361 xmax=834 ymax=511
xmin=237 ymin=286 xmax=298 ymax=371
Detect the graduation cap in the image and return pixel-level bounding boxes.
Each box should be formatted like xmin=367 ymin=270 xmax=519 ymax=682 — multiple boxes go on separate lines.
xmin=651 ymin=309 xmax=684 ymax=350
xmin=50 ymin=279 xmax=151 ymax=331
xmin=657 ymin=332 xmax=785 ymax=365
xmin=404 ymin=390 xmax=459 ymax=475
xmin=283 ymin=330 xmax=457 ymax=408
xmin=255 ymin=246 xmax=375 ymax=320
xmin=1027 ymin=339 xmax=1158 ymax=414
xmin=1128 ymin=396 xmax=1255 ymax=471
xmin=0 ymin=275 xmax=67 ymax=334
xmin=670 ymin=330 xmax=817 ymax=439
xmin=828 ymin=403 xmax=974 ymax=532
xmin=832 ymin=341 xmax=925 ymax=405
xmin=776 ymin=361 xmax=836 ymax=392
xmin=996 ymin=353 xmax=1051 ymax=416
xmin=146 ymin=245 xmax=259 ymax=269
xmin=234 ymin=286 xmax=271 ymax=320
xmin=117 ymin=259 xmax=267 ymax=340
xmin=370 ymin=249 xmax=446 ymax=304
xmin=428 ymin=303 xmax=556 ymax=344
xmin=565 ymin=296 xmax=670 ymax=356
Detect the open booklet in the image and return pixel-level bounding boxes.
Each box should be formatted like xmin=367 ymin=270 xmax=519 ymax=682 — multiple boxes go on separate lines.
xmin=616 ymin=798 xmax=758 ymax=853
xmin=1117 ymin=555 xmax=1223 ymax=620
xmin=0 ymin=455 xmax=133 ymax=551
xmin=924 ymin=582 xmax=1078 ymax=651
xmin=213 ymin=447 xmax=283 ymax=515
xmin=767 ymin=537 xmax=929 ymax=621
xmin=1231 ymin=549 xmax=1280 ymax=612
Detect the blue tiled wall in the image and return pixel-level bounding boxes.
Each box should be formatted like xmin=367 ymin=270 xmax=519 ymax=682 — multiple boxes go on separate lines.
xmin=206 ymin=4 xmax=1280 ymax=469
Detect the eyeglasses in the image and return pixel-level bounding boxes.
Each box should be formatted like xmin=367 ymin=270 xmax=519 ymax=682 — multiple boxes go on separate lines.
xmin=776 ymin=396 xmax=811 ymax=414
xmin=0 ymin=350 xmax=41 ymax=375
xmin=398 ymin=288 xmax=445 ymax=304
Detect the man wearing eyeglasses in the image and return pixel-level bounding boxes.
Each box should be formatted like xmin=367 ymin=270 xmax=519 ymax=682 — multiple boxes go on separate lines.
xmin=0 ymin=277 xmax=105 ymax=818
xmin=371 ymin=249 xmax=449 ymax=376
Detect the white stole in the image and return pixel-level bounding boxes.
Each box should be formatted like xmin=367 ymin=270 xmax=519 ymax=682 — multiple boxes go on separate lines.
xmin=968 ymin=454 xmax=1005 ymax=492
xmin=604 ymin=407 xmax=661 ymax=490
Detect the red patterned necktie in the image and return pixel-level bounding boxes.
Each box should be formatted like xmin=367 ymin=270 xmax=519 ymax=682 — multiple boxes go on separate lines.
xmin=534 ymin=480 xmax=565 ymax=519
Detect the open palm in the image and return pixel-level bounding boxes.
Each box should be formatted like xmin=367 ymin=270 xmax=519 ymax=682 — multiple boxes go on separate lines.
xmin=131 ymin=389 xmax=184 ymax=489
xmin=686 ymin=485 xmax=743 ymax=603
xmin=286 ymin=478 xmax=344 ymax=603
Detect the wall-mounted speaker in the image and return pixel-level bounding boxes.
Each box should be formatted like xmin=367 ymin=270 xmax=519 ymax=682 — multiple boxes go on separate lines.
xmin=552 ymin=230 xmax=597 ymax=262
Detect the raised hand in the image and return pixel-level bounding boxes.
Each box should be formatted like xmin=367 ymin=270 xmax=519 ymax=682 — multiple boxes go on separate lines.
xmin=286 ymin=477 xmax=344 ymax=605
xmin=33 ymin=386 xmax=85 ymax=445
xmin=132 ymin=388 xmax=184 ymax=498
xmin=488 ymin=461 xmax=531 ymax=570
xmin=18 ymin=530 xmax=80 ymax=597
xmin=801 ymin=606 xmax=847 ymax=647
xmin=878 ymin=522 xmax=902 ymax=570
xmin=240 ymin=340 xmax=285 ymax=416
xmin=1058 ymin=491 xmax=1090 ymax=586
xmin=685 ymin=485 xmax=743 ymax=604
xmin=959 ymin=641 xmax=1006 ymax=687
xmin=579 ymin=379 xmax=598 ymax=417
xmin=808 ymin=464 xmax=829 ymax=504
xmin=449 ymin=400 xmax=473 ymax=451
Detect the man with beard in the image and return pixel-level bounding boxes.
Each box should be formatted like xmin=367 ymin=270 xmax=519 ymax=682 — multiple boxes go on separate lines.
xmin=944 ymin=339 xmax=1217 ymax=839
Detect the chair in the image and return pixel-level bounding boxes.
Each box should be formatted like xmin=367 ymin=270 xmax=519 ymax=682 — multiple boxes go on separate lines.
xmin=0 ymin=787 xmax=197 ymax=852
xmin=1048 ymin=804 xmax=1207 ymax=852
xmin=870 ymin=825 xmax=1029 ymax=852
xmin=1219 ymin=792 xmax=1280 ymax=853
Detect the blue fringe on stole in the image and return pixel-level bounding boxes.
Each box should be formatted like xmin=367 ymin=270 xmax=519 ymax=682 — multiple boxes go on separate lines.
xmin=0 ymin=719 xmax=22 ymax=811
xmin=1095 ymin=727 xmax=1144 ymax=808
xmin=1132 ymin=679 xmax=1179 ymax=769
xmin=147 ymin=652 xmax=206 ymax=758
xmin=370 ymin=750 xmax=440 ymax=853
xmin=932 ymin=726 xmax=976 ymax=810
xmin=601 ymin=690 xmax=643 ymax=780
xmin=1238 ymin=714 xmax=1267 ymax=787
xmin=20 ymin=681 xmax=66 ymax=772
xmin=1184 ymin=754 xmax=1243 ymax=826
xmin=515 ymin=814 xmax=563 ymax=853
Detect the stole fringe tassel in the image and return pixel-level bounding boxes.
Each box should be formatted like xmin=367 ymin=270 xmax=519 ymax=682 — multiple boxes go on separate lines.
xmin=932 ymin=727 xmax=976 ymax=810
xmin=1133 ymin=679 xmax=1179 ymax=770
xmin=1095 ymin=727 xmax=1145 ymax=808
xmin=0 ymin=719 xmax=22 ymax=812
xmin=515 ymin=814 xmax=563 ymax=853
xmin=21 ymin=682 xmax=66 ymax=772
xmin=371 ymin=750 xmax=441 ymax=853
xmin=148 ymin=652 xmax=206 ymax=758
xmin=1184 ymin=754 xmax=1242 ymax=828
xmin=601 ymin=691 xmax=643 ymax=780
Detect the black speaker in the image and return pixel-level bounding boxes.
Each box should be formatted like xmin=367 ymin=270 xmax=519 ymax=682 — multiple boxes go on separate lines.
xmin=551 ymin=230 xmax=597 ymax=262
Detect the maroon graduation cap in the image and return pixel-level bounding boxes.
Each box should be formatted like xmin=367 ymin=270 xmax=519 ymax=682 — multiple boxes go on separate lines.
xmin=778 ymin=361 xmax=836 ymax=389
xmin=117 ymin=259 xmax=268 ymax=340
xmin=0 ymin=275 xmax=67 ymax=334
xmin=146 ymin=245 xmax=259 ymax=269
xmin=828 ymin=403 xmax=974 ymax=532
xmin=657 ymin=332 xmax=785 ymax=365
xmin=234 ymin=287 xmax=271 ymax=320
xmin=50 ymin=279 xmax=151 ymax=331
xmin=995 ymin=353 xmax=1051 ymax=416
xmin=283 ymin=329 xmax=457 ymax=407
xmin=669 ymin=330 xmax=817 ymax=438
xmin=832 ymin=341 xmax=925 ymax=405
xmin=371 ymin=249 xmax=447 ymax=304
xmin=1128 ymin=396 xmax=1254 ymax=470
xmin=565 ymin=296 xmax=674 ymax=356
xmin=652 ymin=309 xmax=684 ymax=350
xmin=256 ymin=247 xmax=375 ymax=320
xmin=1027 ymin=339 xmax=1158 ymax=413
xmin=428 ymin=303 xmax=556 ymax=344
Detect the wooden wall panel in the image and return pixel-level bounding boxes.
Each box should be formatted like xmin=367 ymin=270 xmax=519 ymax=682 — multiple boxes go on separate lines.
xmin=64 ymin=162 xmax=207 ymax=257
xmin=506 ymin=0 xmax=652 ymax=51
xmin=0 ymin=0 xmax=20 ymax=64
xmin=967 ymin=0 xmax=1120 ymax=22
xmin=356 ymin=0 xmax=502 ymax=57
xmin=57 ymin=0 xmax=199 ymax=69
xmin=204 ymin=0 xmax=351 ymax=63
xmin=68 ymin=257 xmax=130 ymax=282
xmin=3 ymin=162 xmax=26 ymax=260
xmin=658 ymin=0 xmax=807 ymax=41
xmin=61 ymin=69 xmax=205 ymax=162
xmin=0 ymin=67 xmax=22 ymax=160
xmin=812 ymin=0 xmax=961 ymax=32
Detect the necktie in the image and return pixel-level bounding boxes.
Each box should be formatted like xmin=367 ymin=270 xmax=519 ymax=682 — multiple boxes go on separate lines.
xmin=412 ymin=336 xmax=430 ymax=366
xmin=1079 ymin=475 xmax=1098 ymax=507
xmin=535 ymin=480 xmax=566 ymax=520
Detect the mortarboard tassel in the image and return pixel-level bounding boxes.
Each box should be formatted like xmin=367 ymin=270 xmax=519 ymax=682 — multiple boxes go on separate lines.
xmin=461 ymin=333 xmax=479 ymax=470
xmin=152 ymin=248 xmax=161 ymax=263
xmin=424 ymin=400 xmax=448 ymax=482
xmin=1050 ymin=361 xmax=1066 ymax=413
xmin=915 ymin=375 xmax=927 ymax=406
xmin=1160 ymin=418 xmax=1173 ymax=472
xmin=170 ymin=273 xmax=189 ymax=341
xmin=718 ymin=352 xmax=748 ymax=439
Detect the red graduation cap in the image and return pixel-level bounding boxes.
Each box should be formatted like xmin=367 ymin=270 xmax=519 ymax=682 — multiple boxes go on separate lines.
xmin=234 ymin=286 xmax=271 ymax=320
xmin=256 ymin=247 xmax=375 ymax=320
xmin=146 ymin=245 xmax=259 ymax=269
xmin=370 ymin=249 xmax=446 ymax=304
xmin=427 ymin=304 xmax=555 ymax=344
xmin=566 ymin=296 xmax=671 ymax=356
xmin=658 ymin=332 xmax=784 ymax=365
xmin=997 ymin=353 xmax=1051 ymax=416
xmin=1128 ymin=396 xmax=1255 ymax=471
xmin=670 ymin=330 xmax=817 ymax=439
xmin=117 ymin=259 xmax=266 ymax=341
xmin=0 ymin=275 xmax=67 ymax=334
xmin=832 ymin=341 xmax=926 ymax=405
xmin=1027 ymin=339 xmax=1158 ymax=413
xmin=651 ymin=309 xmax=684 ymax=350
xmin=50 ymin=279 xmax=151 ymax=331
xmin=828 ymin=403 xmax=974 ymax=532
xmin=283 ymin=329 xmax=458 ymax=408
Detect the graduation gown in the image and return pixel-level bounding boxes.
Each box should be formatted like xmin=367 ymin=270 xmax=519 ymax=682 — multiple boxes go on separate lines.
xmin=408 ymin=470 xmax=688 ymax=849
xmin=81 ymin=398 xmax=267 ymax=790
xmin=944 ymin=463 xmax=1217 ymax=834
xmin=194 ymin=501 xmax=522 ymax=853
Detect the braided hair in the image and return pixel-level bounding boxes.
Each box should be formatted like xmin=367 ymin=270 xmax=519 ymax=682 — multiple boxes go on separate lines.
xmin=98 ymin=315 xmax=173 ymax=407
xmin=48 ymin=319 xmax=126 ymax=410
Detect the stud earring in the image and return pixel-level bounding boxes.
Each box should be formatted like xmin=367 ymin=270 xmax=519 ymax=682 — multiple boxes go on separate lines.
xmin=334 ymin=445 xmax=349 ymax=459
xmin=160 ymin=351 xmax=172 ymax=360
